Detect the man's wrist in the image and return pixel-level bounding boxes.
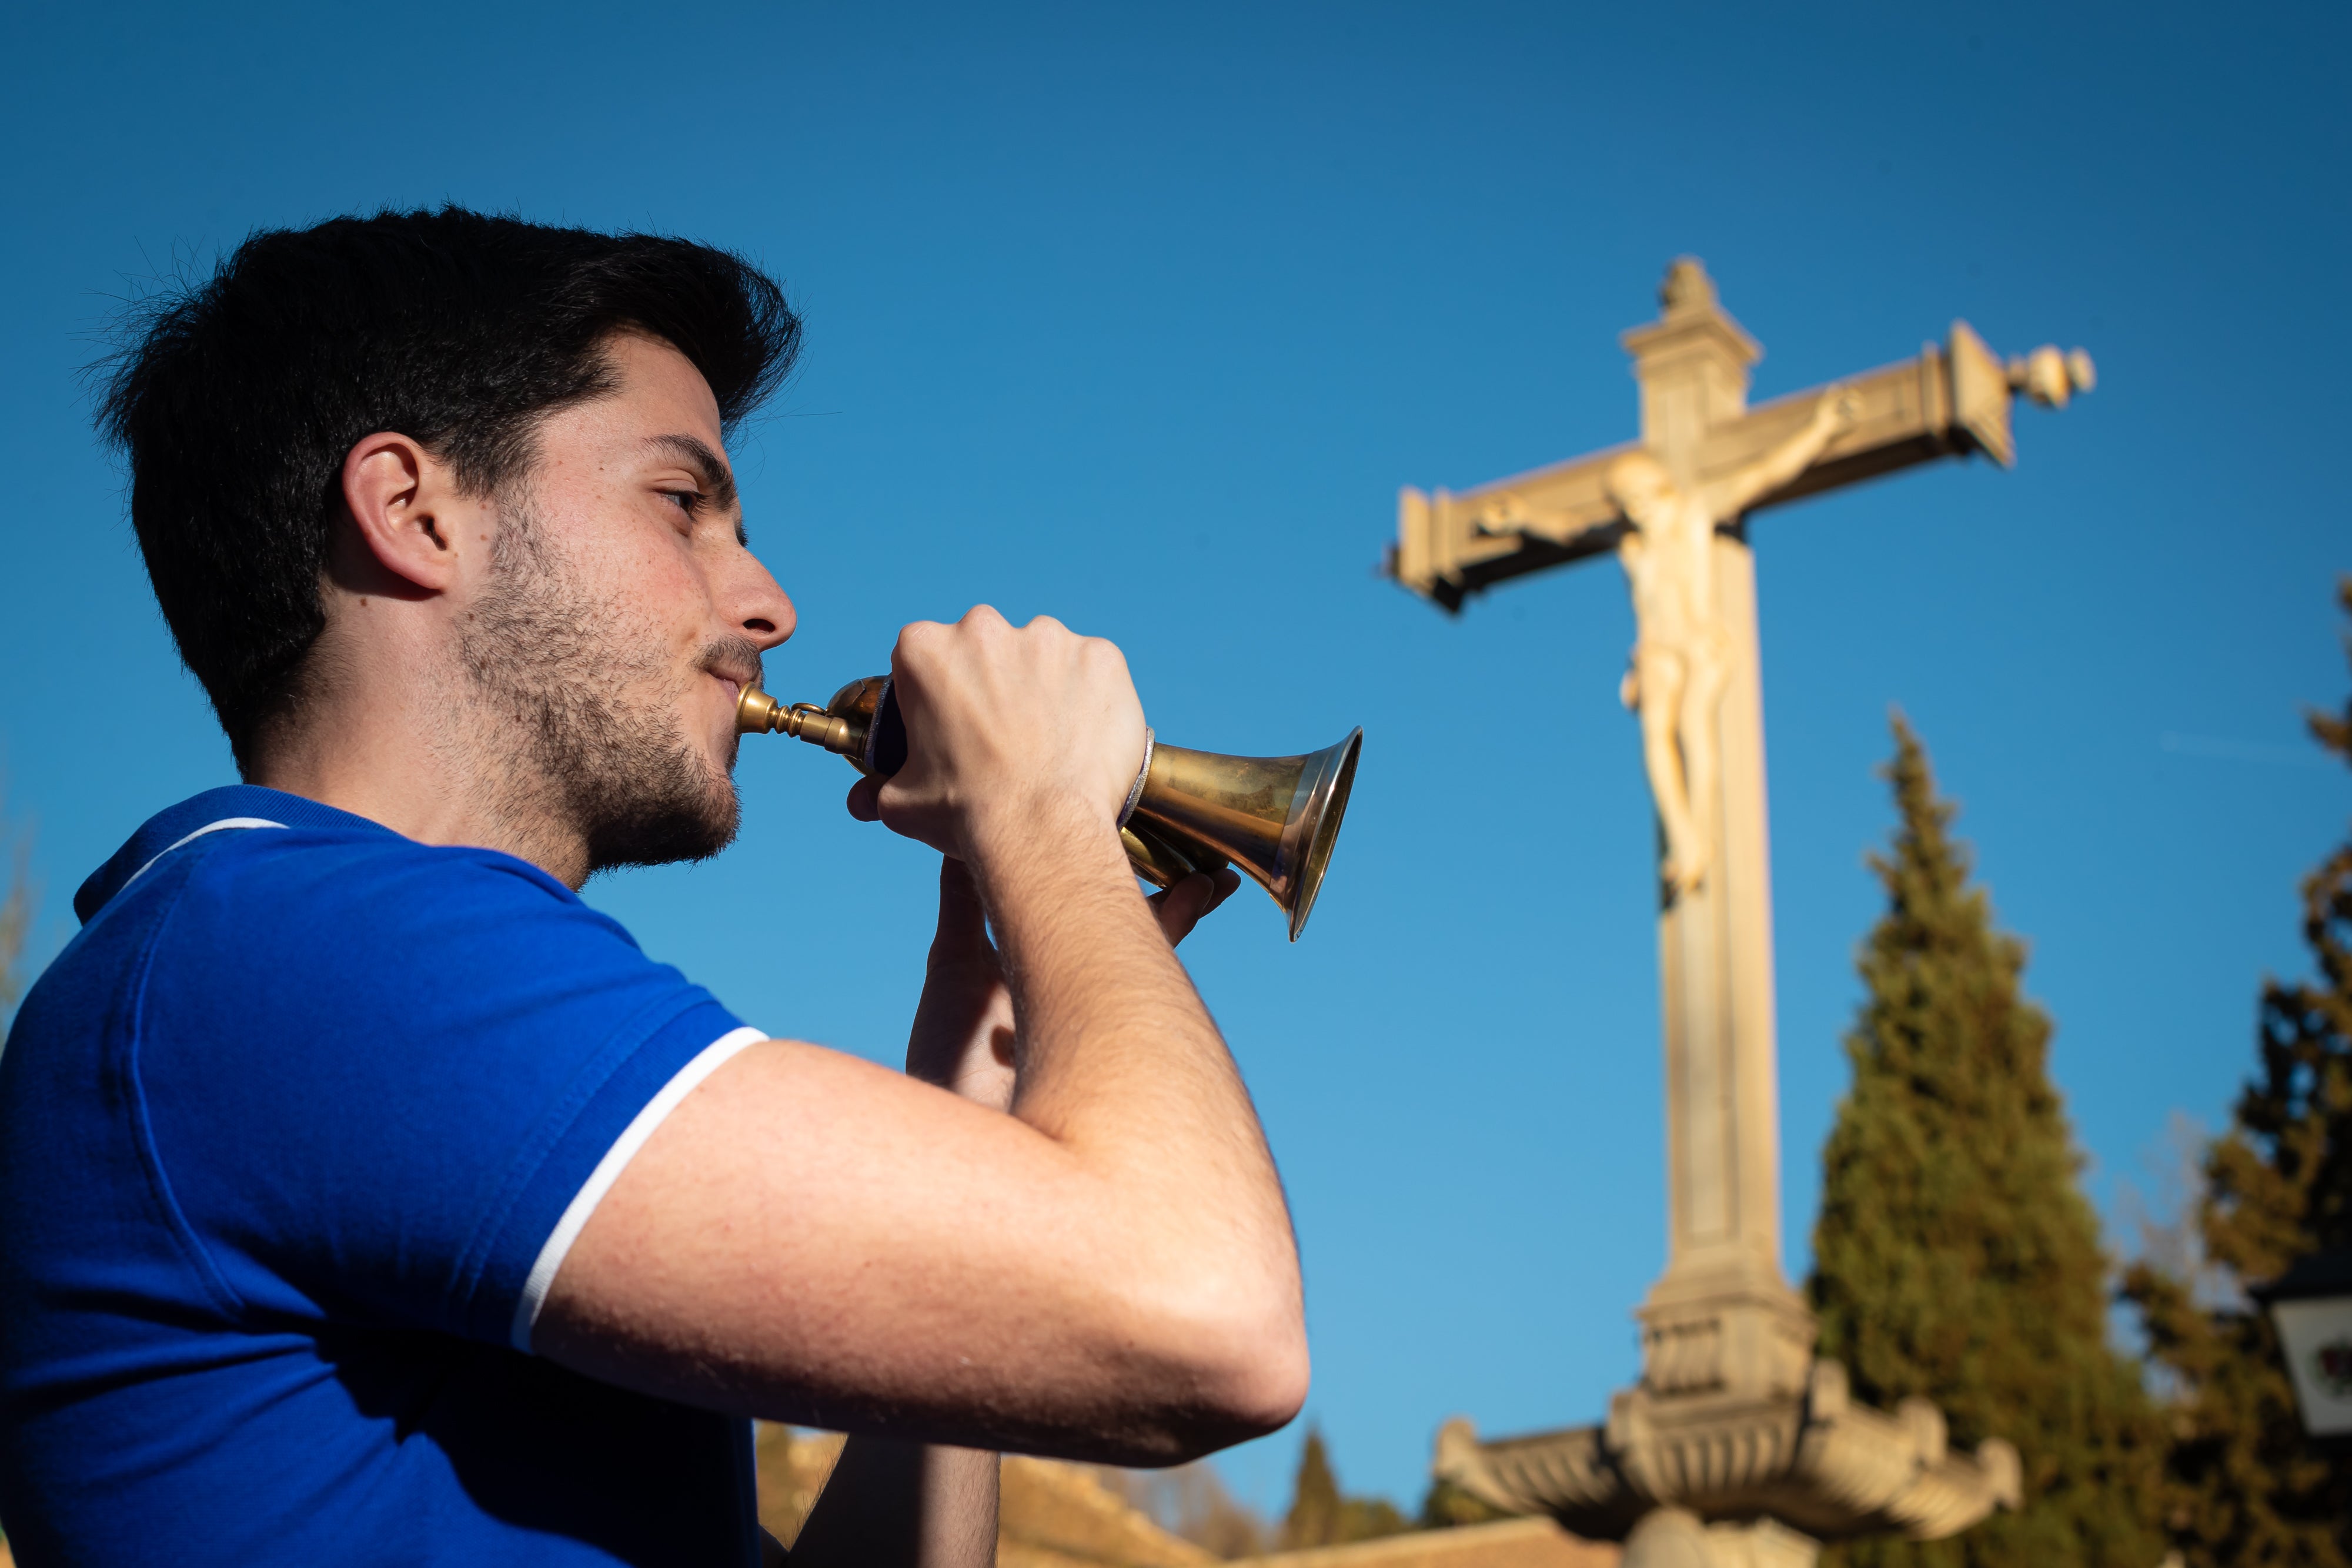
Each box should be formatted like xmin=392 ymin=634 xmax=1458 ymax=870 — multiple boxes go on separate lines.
xmin=963 ymin=786 xmax=1123 ymax=872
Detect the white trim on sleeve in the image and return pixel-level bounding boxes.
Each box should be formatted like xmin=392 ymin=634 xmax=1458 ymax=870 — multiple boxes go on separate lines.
xmin=510 ymin=1024 xmax=769 ymax=1353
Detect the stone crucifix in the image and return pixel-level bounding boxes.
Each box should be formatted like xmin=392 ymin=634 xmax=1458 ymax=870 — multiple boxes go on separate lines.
xmin=1392 ymin=259 xmax=2092 ymax=1566
xmin=1608 ymin=377 xmax=1858 ymax=897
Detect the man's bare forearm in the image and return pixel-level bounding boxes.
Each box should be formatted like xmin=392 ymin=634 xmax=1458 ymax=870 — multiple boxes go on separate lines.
xmin=981 ymin=800 xmax=1255 ymax=1146
xmin=968 ymin=795 xmax=1303 ymax=1423
xmin=785 ymin=837 xmax=1278 ymax=1566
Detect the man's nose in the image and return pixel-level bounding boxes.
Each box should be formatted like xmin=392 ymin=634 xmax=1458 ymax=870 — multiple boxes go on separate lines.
xmin=727 ymin=552 xmax=796 ymax=653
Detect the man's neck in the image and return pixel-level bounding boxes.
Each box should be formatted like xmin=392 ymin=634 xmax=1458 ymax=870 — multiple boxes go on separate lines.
xmin=251 ymin=678 xmax=592 ymax=888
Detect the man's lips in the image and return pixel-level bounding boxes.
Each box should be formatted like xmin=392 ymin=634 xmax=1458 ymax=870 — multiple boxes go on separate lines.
xmin=706 ymin=665 xmax=760 ymax=698
xmin=700 ymin=649 xmax=764 ymax=721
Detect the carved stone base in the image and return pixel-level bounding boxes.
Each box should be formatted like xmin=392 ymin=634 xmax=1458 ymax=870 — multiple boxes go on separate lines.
xmin=1635 ymin=1260 xmax=1817 ymax=1403
xmin=1434 ymin=1360 xmax=2019 ymax=1544
xmin=1624 ymin=1509 xmax=1822 ymax=1568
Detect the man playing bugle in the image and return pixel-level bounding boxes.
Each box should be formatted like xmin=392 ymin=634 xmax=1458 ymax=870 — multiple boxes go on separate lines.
xmin=0 ymin=209 xmax=1307 ymax=1566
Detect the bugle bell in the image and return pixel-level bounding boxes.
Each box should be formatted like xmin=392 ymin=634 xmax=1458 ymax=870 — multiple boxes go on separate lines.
xmin=739 ymin=677 xmax=1360 ymax=941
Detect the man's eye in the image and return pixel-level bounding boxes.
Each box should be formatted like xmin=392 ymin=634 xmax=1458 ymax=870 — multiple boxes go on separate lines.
xmin=660 ymin=489 xmax=703 ymax=516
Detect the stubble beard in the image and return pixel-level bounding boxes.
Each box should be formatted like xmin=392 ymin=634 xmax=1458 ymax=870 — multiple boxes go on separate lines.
xmin=457 ymin=497 xmax=752 ymax=875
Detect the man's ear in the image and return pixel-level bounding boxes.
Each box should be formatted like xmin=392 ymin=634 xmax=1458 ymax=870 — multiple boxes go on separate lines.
xmin=341 ymin=433 xmax=466 ymax=594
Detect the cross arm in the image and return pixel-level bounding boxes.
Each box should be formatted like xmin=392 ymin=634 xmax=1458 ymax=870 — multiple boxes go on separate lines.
xmin=1698 ymin=321 xmax=2016 ymax=516
xmin=1387 ymin=322 xmax=2090 ymax=611
xmin=1385 ymin=442 xmax=1635 ymax=613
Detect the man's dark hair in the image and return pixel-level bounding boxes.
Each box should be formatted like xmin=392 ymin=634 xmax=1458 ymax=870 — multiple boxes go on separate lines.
xmin=98 ymin=207 xmax=800 ymax=770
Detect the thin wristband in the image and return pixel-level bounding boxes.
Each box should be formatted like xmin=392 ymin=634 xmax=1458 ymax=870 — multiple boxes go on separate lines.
xmin=1118 ymin=730 xmax=1155 ymax=827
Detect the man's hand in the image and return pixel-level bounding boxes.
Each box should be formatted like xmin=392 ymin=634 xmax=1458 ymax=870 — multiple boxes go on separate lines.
xmin=906 ymin=858 xmax=1241 ymax=1111
xmin=846 ymin=606 xmax=1148 ymax=867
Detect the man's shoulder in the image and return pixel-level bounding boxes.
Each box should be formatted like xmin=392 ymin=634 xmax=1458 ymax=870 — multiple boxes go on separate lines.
xmin=18 ymin=783 xmax=706 ymax=1136
xmin=179 ymin=814 xmax=574 ymax=915
xmin=160 ymin=831 xmax=636 ymax=994
xmin=40 ymin=787 xmax=647 ymax=1038
xmin=76 ymin=785 xmax=583 ymax=934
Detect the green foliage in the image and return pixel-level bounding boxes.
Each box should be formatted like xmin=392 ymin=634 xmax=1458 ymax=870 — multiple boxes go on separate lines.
xmin=2122 ymin=579 xmax=2352 ymax=1567
xmin=1279 ymin=1427 xmax=1409 ymax=1550
xmin=1281 ymin=1427 xmax=1340 ymax=1549
xmin=0 ymin=795 xmax=25 ymax=1550
xmin=1418 ymin=1475 xmax=1509 ymax=1530
xmin=0 ymin=794 xmax=32 ymax=1027
xmin=1334 ymin=1495 xmax=1409 ymax=1546
xmin=1809 ymin=716 xmax=2164 ymax=1568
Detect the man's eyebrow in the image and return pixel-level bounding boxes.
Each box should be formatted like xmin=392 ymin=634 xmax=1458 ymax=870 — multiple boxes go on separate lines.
xmin=642 ymin=434 xmax=740 ymax=519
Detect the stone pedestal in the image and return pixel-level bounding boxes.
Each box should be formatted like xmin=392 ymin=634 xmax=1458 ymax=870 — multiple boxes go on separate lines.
xmin=1434 ymin=1359 xmax=2020 ymax=1552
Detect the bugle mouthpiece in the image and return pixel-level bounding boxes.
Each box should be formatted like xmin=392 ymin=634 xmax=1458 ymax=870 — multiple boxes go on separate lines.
xmin=735 ymin=687 xmax=787 ymax=734
xmin=737 ymin=683 xmax=880 ymax=765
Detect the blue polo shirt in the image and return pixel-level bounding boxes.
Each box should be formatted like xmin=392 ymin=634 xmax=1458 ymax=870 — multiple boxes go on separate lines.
xmin=0 ymin=786 xmax=769 ymax=1565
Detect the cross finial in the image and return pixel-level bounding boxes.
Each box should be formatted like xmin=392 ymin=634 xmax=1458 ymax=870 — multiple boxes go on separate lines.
xmin=1659 ymin=257 xmax=1718 ymax=318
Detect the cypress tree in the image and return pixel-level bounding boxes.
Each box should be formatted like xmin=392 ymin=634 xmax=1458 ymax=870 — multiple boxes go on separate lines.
xmin=1279 ymin=1427 xmax=1409 ymax=1549
xmin=1282 ymin=1427 xmax=1342 ymax=1549
xmin=1808 ymin=716 xmax=2164 ymax=1568
xmin=2123 ymin=580 xmax=2352 ymax=1566
xmin=0 ymin=796 xmax=30 ymax=1025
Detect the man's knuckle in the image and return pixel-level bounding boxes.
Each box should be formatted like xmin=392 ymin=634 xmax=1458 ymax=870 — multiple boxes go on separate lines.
xmin=1081 ymin=636 xmax=1128 ymax=676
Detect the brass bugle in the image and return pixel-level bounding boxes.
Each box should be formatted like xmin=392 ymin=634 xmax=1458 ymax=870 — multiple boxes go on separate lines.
xmin=739 ymin=677 xmax=1360 ymax=941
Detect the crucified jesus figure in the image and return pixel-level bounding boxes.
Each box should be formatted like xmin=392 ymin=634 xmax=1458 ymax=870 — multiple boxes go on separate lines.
xmin=1606 ymin=386 xmax=1859 ymax=895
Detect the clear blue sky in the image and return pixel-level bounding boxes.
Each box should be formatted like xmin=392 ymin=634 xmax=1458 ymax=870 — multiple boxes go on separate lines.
xmin=3 ymin=0 xmax=2346 ymax=1517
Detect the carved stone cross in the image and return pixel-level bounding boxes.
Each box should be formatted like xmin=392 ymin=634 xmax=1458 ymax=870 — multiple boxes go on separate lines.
xmin=1395 ymin=259 xmax=2090 ymax=1566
